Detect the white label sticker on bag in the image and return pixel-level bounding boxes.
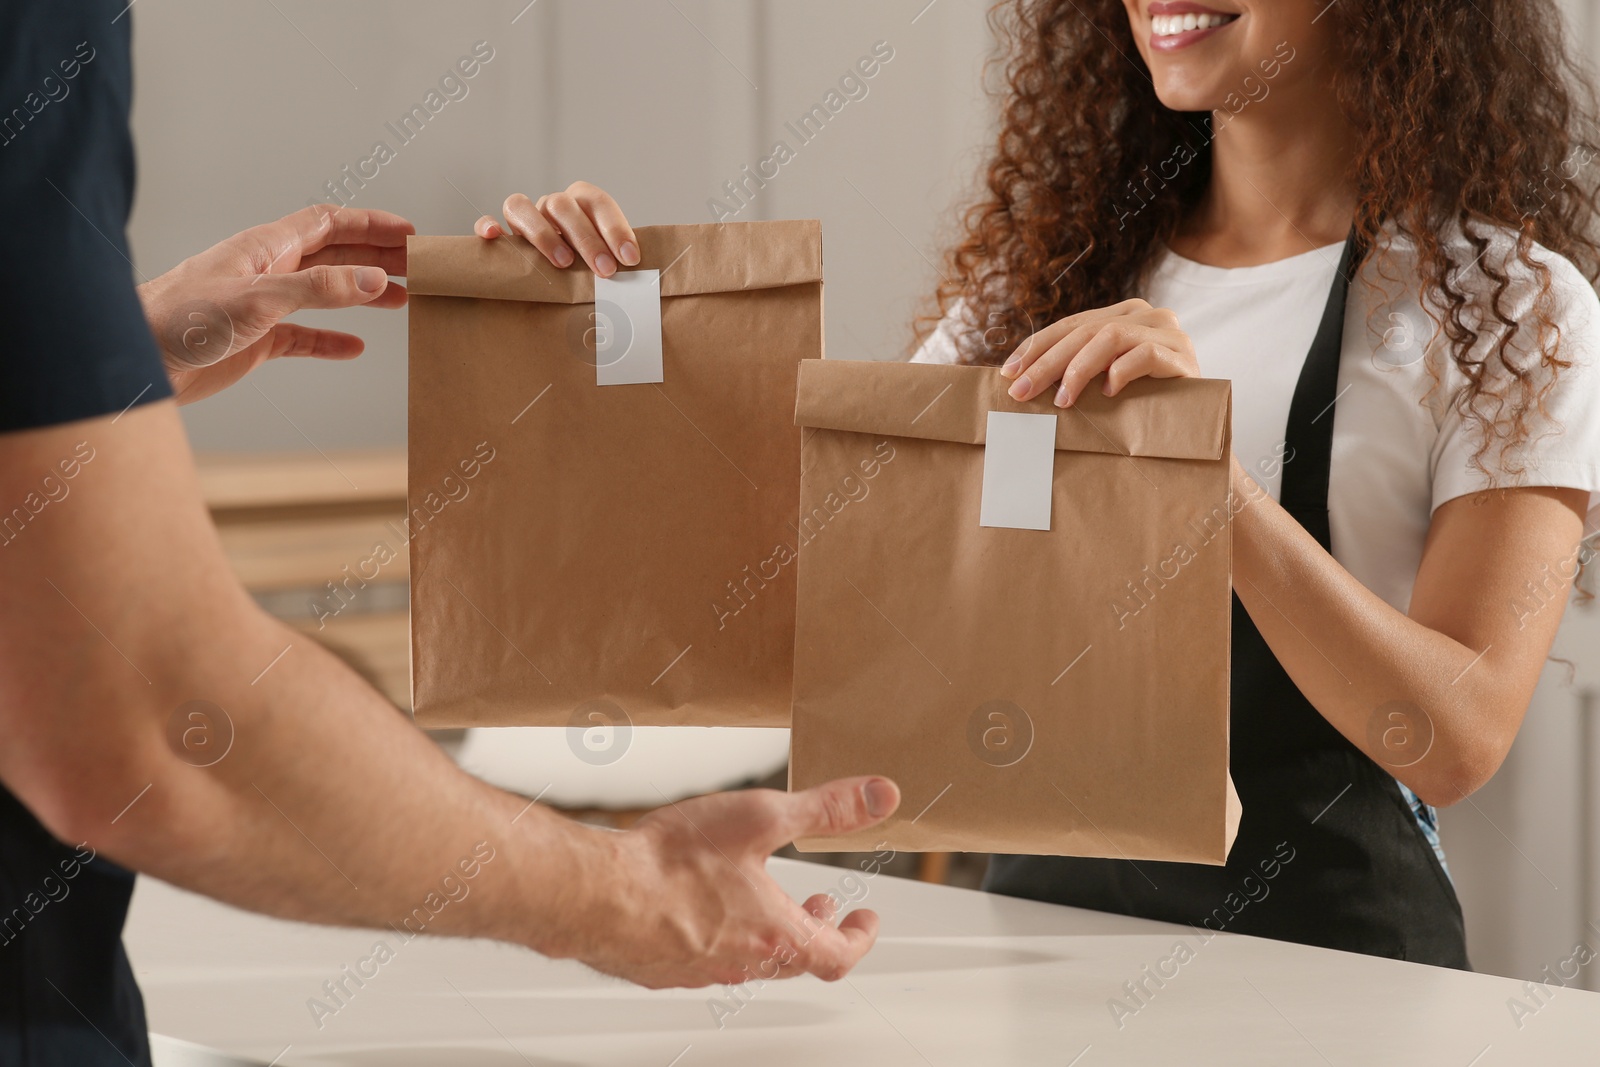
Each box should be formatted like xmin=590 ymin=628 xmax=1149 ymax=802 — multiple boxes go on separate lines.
xmin=592 ymin=270 xmax=663 ymax=386
xmin=980 ymin=411 xmax=1057 ymax=531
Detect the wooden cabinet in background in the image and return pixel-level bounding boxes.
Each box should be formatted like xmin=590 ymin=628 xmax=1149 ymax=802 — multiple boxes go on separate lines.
xmin=197 ymin=450 xmax=413 ymax=711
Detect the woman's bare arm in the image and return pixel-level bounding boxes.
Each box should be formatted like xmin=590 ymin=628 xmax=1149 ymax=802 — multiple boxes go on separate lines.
xmin=1230 ymin=459 xmax=1588 ymax=806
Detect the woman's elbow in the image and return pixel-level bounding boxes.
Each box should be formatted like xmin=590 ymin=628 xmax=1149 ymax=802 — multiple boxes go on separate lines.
xmin=1408 ymin=735 xmax=1514 ymax=809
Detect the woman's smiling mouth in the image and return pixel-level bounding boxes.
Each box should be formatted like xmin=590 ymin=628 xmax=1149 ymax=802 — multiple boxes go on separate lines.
xmin=1148 ymin=3 xmax=1240 ymax=52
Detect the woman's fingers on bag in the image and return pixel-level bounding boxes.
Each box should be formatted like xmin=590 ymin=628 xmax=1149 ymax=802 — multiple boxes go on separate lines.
xmin=1000 ymin=299 xmax=1145 ymax=385
xmin=1006 ymin=318 xmax=1119 ymax=403
xmin=535 ymin=182 xmax=639 ymax=277
xmin=1004 ymin=303 xmax=1194 ymax=404
xmin=566 ymin=182 xmax=641 ymax=269
xmin=1001 ymin=312 xmax=1090 ymax=384
xmin=498 ymin=193 xmax=576 ymax=268
xmin=1050 ymin=322 xmax=1172 ymax=406
xmin=1102 ymin=339 xmax=1198 ymax=396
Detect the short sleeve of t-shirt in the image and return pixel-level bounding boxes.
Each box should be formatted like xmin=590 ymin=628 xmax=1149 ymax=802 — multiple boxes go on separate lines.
xmin=0 ymin=2 xmax=172 ymax=434
xmin=1427 ymin=247 xmax=1600 ymax=527
xmin=909 ymin=301 xmax=970 ymax=365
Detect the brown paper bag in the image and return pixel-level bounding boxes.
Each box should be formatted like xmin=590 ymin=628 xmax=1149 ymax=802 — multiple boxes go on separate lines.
xmin=405 ymin=221 xmax=821 ymax=728
xmin=789 ymin=359 xmax=1240 ymax=862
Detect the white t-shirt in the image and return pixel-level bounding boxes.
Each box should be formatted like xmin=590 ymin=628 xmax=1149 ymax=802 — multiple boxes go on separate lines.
xmin=913 ymin=233 xmax=1600 ymax=615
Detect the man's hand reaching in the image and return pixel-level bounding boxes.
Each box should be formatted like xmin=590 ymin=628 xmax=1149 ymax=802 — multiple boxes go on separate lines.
xmin=137 ymin=204 xmax=414 ymax=404
xmin=553 ymin=776 xmax=902 ymax=989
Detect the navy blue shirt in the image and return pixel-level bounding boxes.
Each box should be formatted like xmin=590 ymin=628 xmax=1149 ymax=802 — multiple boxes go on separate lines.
xmin=1 ymin=2 xmax=170 ymax=1064
xmin=0 ymin=0 xmax=171 ymax=430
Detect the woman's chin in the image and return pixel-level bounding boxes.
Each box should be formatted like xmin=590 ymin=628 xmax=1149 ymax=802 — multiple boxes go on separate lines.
xmin=1151 ymin=85 xmax=1226 ymax=115
xmin=1149 ymin=65 xmax=1260 ymax=116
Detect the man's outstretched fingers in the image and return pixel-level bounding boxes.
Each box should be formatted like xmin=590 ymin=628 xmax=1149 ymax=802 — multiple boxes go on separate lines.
xmin=260 ymin=323 xmax=365 ymax=361
xmin=795 ymin=907 xmax=881 ymax=982
xmin=248 ymin=265 xmax=394 ymax=317
xmin=365 ymin=279 xmax=409 ymax=310
xmin=280 ymin=204 xmax=415 ymax=253
xmin=247 ymin=205 xmax=413 ymax=275
xmin=298 ymin=243 xmax=409 ymax=276
xmin=801 ymin=891 xmax=840 ymax=925
xmin=781 ymin=776 xmax=900 ymax=848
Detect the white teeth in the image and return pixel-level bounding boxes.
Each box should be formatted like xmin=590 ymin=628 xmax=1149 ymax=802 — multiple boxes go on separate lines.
xmin=1151 ymin=12 xmax=1234 ymax=36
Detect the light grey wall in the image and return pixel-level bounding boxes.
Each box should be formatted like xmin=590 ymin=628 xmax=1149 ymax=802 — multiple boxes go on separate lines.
xmin=127 ymin=0 xmax=991 ymax=453
xmin=1560 ymin=0 xmax=1600 ymax=68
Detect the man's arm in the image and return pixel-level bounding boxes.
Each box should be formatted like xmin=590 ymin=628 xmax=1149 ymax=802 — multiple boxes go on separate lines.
xmin=0 ymin=401 xmax=898 ymax=987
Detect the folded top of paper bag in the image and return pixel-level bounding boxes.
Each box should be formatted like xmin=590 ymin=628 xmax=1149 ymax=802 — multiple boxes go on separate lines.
xmin=407 ymin=220 xmax=823 ymax=305
xmin=794 ymin=359 xmax=1231 ymax=461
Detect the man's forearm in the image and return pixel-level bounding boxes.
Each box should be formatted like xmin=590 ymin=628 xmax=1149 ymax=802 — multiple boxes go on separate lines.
xmin=2 ymin=401 xmax=899 ymax=988
xmin=109 ymin=615 xmax=602 ymax=954
xmin=0 ymin=405 xmax=606 ymax=957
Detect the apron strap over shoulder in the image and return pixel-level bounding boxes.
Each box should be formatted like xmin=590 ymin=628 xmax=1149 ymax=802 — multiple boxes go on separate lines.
xmin=1276 ymin=230 xmax=1362 ymax=528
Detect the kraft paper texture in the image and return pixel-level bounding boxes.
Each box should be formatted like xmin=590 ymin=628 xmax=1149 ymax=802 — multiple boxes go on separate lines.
xmin=406 ymin=221 xmax=821 ymax=728
xmin=789 ymin=359 xmax=1241 ymax=862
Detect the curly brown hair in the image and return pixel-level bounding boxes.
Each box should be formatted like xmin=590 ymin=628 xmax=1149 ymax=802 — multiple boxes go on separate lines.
xmin=922 ymin=0 xmax=1600 ymax=476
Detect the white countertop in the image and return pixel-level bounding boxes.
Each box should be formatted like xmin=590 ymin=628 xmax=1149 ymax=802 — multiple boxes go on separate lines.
xmin=126 ymin=857 xmax=1599 ymax=1065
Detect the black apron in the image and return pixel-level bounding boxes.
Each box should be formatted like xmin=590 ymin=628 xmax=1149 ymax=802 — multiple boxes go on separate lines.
xmin=0 ymin=785 xmax=152 ymax=1066
xmin=986 ymin=235 xmax=1471 ymax=968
